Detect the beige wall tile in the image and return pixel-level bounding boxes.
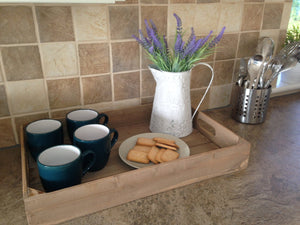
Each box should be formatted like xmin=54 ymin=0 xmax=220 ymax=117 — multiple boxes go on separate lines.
xmin=72 ymin=6 xmax=108 ymax=41
xmin=191 ymin=62 xmax=214 ymax=89
xmin=0 ymin=85 xmax=10 ymax=117
xmin=171 ymin=0 xmax=195 ymax=3
xmin=111 ymin=41 xmax=139 ymax=72
xmin=114 ymin=72 xmax=140 ymax=101
xmin=109 ymin=6 xmax=139 ymax=40
xmin=41 ymin=43 xmax=78 ymax=78
xmin=262 ymin=3 xmax=284 ymax=30
xmin=218 ymin=3 xmax=243 ymax=32
xmin=197 ymin=0 xmax=220 ymax=2
xmin=2 ymin=46 xmax=43 ymax=81
xmin=280 ymin=3 xmax=293 ymax=29
xmin=191 ymin=88 xmax=210 ymax=111
xmin=117 ymin=0 xmax=138 ymax=4
xmin=208 ymin=84 xmax=232 ymax=109
xmin=47 ymin=78 xmax=80 ymax=109
xmin=241 ymin=4 xmax=264 ymax=31
xmin=141 ymin=0 xmax=168 ymax=3
xmin=141 ymin=6 xmax=168 ymax=36
xmin=0 ymin=6 xmax=36 ymax=44
xmin=237 ymin=32 xmax=260 ymax=58
xmin=244 ymin=0 xmax=264 ymax=2
xmin=82 ymin=75 xmax=112 ymax=104
xmin=79 ymin=43 xmax=110 ymax=75
xmin=213 ymin=60 xmax=234 ymax=86
xmin=36 ymin=6 xmax=74 ymax=42
xmin=215 ymin=33 xmax=239 ymax=60
xmin=141 ymin=70 xmax=156 ymax=97
xmin=6 ymin=80 xmax=48 ymax=115
xmin=0 ymin=64 xmax=3 ymax=82
xmin=169 ymin=4 xmax=221 ymax=35
xmin=0 ymin=118 xmax=16 ymax=148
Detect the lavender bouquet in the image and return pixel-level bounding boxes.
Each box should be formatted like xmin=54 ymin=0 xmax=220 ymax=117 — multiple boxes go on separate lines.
xmin=133 ymin=13 xmax=225 ymax=72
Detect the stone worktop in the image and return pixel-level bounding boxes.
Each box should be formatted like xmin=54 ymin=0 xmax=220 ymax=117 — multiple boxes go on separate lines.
xmin=1 ymin=93 xmax=300 ymax=225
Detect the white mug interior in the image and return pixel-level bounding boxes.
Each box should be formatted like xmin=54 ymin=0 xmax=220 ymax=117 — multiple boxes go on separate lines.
xmin=67 ymin=109 xmax=98 ymax=121
xmin=38 ymin=145 xmax=80 ymax=166
xmin=74 ymin=124 xmax=109 ymax=141
xmin=26 ymin=119 xmax=61 ymax=134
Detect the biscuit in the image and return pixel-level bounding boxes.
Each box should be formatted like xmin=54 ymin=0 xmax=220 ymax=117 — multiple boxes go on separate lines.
xmin=153 ymin=137 xmax=179 ymax=148
xmin=147 ymin=146 xmax=160 ymax=164
xmin=136 ymin=137 xmax=156 ymax=147
xmin=132 ymin=145 xmax=152 ymax=153
xmin=127 ymin=149 xmax=149 ymax=164
xmin=155 ymin=149 xmax=166 ymax=163
xmin=161 ymin=149 xmax=179 ymax=162
xmin=155 ymin=143 xmax=178 ymax=151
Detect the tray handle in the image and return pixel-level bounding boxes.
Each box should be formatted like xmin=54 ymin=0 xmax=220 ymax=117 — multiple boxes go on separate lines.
xmin=194 ymin=111 xmax=239 ymax=148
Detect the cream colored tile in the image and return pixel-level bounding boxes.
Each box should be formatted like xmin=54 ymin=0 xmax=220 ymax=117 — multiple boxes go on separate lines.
xmin=218 ymin=3 xmax=243 ymax=32
xmin=280 ymin=3 xmax=292 ymax=30
xmin=41 ymin=43 xmax=78 ymax=78
xmin=72 ymin=6 xmax=108 ymax=41
xmin=221 ymin=0 xmax=243 ymax=2
xmin=6 ymin=79 xmax=48 ymax=115
xmin=208 ymin=84 xmax=233 ymax=109
xmin=169 ymin=4 xmax=221 ymax=35
xmin=265 ymin=0 xmax=284 ymax=2
xmin=0 ymin=65 xmax=3 ymax=82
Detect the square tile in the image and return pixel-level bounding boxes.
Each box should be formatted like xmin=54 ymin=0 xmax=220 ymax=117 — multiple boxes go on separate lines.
xmin=0 ymin=6 xmax=36 ymax=44
xmin=111 ymin=41 xmax=139 ymax=72
xmin=218 ymin=3 xmax=243 ymax=32
xmin=0 ymin=118 xmax=16 ymax=148
xmin=6 ymin=80 xmax=48 ymax=115
xmin=191 ymin=62 xmax=214 ymax=89
xmin=36 ymin=6 xmax=74 ymax=42
xmin=2 ymin=46 xmax=43 ymax=81
xmin=72 ymin=6 xmax=108 ymax=41
xmin=0 ymin=85 xmax=10 ymax=117
xmin=141 ymin=6 xmax=168 ymax=36
xmin=262 ymin=3 xmax=284 ymax=30
xmin=141 ymin=70 xmax=156 ymax=97
xmin=114 ymin=72 xmax=140 ymax=101
xmin=208 ymin=84 xmax=232 ymax=109
xmin=280 ymin=2 xmax=293 ymax=29
xmin=82 ymin=75 xmax=112 ymax=104
xmin=213 ymin=60 xmax=234 ymax=86
xmin=41 ymin=43 xmax=78 ymax=78
xmin=241 ymin=4 xmax=264 ymax=31
xmin=215 ymin=33 xmax=239 ymax=60
xmin=197 ymin=0 xmax=220 ymax=2
xmin=237 ymin=32 xmax=260 ymax=58
xmin=47 ymin=78 xmax=81 ymax=109
xmin=141 ymin=0 xmax=168 ymax=3
xmin=79 ymin=43 xmax=110 ymax=75
xmin=171 ymin=0 xmax=195 ymax=3
xmin=109 ymin=6 xmax=139 ymax=40
xmin=169 ymin=4 xmax=221 ymax=36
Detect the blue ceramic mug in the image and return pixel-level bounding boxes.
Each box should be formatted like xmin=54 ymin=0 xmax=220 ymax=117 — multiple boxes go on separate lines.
xmin=73 ymin=124 xmax=118 ymax=171
xmin=37 ymin=145 xmax=96 ymax=192
xmin=66 ymin=109 xmax=109 ymax=142
xmin=26 ymin=119 xmax=64 ymax=161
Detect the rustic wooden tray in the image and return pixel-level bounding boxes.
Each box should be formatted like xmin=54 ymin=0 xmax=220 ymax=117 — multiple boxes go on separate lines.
xmin=21 ymin=105 xmax=250 ymax=225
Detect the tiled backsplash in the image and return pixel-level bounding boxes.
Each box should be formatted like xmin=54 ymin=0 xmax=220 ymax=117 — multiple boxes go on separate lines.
xmin=0 ymin=0 xmax=292 ymax=148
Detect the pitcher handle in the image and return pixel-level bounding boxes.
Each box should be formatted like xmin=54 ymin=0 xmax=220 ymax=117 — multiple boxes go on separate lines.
xmin=191 ymin=62 xmax=214 ymax=120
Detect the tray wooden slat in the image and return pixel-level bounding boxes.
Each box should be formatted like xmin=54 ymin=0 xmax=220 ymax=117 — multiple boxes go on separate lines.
xmin=21 ymin=105 xmax=250 ymax=225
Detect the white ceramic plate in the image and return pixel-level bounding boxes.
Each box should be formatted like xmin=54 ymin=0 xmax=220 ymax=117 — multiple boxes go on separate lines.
xmin=118 ymin=133 xmax=190 ymax=169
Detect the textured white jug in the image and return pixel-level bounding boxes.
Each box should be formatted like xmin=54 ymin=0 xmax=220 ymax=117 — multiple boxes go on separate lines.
xmin=149 ymin=63 xmax=214 ymax=137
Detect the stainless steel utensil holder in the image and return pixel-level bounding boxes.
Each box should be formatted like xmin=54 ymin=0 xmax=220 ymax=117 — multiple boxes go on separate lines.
xmin=232 ymin=85 xmax=272 ymax=124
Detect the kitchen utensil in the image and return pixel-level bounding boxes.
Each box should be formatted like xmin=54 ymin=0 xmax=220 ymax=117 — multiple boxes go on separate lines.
xmin=256 ymin=37 xmax=274 ymax=61
xmin=237 ymin=58 xmax=247 ymax=86
xmin=263 ymin=59 xmax=283 ymax=88
xmin=247 ymin=54 xmax=263 ymax=88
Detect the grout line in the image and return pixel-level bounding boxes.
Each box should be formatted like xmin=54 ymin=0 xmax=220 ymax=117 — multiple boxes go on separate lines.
xmin=107 ymin=4 xmax=115 ymax=103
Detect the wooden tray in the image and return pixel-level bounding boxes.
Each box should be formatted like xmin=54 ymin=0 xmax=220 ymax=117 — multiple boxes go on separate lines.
xmin=21 ymin=105 xmax=251 ymax=225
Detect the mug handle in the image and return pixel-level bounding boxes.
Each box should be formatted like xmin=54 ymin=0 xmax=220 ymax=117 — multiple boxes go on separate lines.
xmin=81 ymin=150 xmax=96 ymax=175
xmin=98 ymin=113 xmax=109 ymax=125
xmin=109 ymin=128 xmax=119 ymax=148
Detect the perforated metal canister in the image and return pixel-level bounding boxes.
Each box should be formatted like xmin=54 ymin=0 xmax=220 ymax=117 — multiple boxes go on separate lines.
xmin=231 ymin=85 xmax=272 ymax=124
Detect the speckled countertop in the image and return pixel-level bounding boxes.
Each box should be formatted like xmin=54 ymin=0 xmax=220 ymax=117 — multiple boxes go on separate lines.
xmin=1 ymin=93 xmax=300 ymax=225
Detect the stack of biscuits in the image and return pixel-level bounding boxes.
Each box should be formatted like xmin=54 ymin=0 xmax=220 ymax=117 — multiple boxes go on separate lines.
xmin=126 ymin=137 xmax=179 ymax=164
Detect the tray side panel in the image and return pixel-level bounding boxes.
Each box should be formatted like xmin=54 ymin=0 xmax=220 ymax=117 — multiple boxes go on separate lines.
xmin=24 ymin=140 xmax=250 ymax=225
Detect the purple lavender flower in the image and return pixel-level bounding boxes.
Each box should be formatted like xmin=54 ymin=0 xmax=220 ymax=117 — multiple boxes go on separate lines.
xmin=209 ymin=26 xmax=226 ymax=48
xmin=173 ymin=13 xmax=182 ymax=35
xmin=150 ymin=19 xmax=158 ymax=35
xmin=174 ymin=33 xmax=183 ymax=55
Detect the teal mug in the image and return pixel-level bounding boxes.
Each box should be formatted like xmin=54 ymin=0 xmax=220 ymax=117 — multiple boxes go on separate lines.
xmin=66 ymin=109 xmax=109 ymax=142
xmin=37 ymin=145 xmax=95 ymax=192
xmin=73 ymin=124 xmax=118 ymax=171
xmin=26 ymin=119 xmax=63 ymax=161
